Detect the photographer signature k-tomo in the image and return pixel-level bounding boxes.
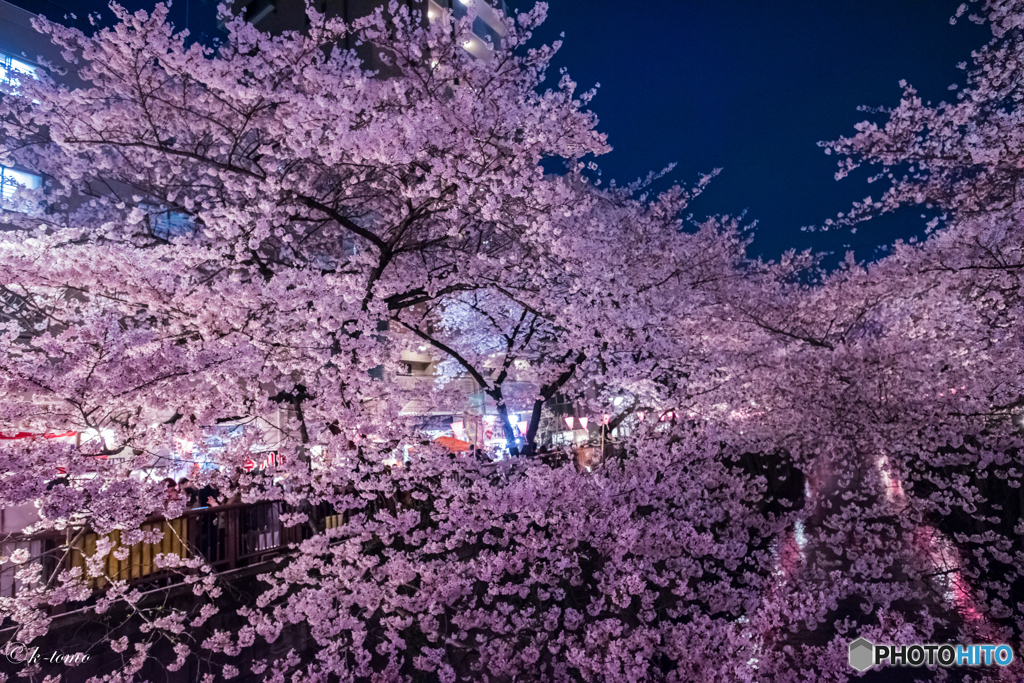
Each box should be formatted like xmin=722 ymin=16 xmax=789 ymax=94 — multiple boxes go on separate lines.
xmin=4 ymin=642 xmax=90 ymax=666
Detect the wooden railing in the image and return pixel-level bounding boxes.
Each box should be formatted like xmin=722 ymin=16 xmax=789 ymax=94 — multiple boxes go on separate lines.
xmin=1 ymin=501 xmax=342 ymax=597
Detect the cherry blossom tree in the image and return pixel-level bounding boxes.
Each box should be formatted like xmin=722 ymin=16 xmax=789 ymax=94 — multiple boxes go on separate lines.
xmin=5 ymin=0 xmax=1024 ymax=680
xmin=715 ymin=0 xmax=1024 ymax=675
xmin=0 ymin=2 xmax=778 ymax=681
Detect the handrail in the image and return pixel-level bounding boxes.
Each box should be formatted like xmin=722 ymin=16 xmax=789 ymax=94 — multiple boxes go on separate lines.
xmin=0 ymin=500 xmax=343 ymax=599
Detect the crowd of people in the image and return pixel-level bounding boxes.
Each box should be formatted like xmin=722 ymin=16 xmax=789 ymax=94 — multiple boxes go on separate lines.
xmin=161 ymin=476 xmax=241 ymax=508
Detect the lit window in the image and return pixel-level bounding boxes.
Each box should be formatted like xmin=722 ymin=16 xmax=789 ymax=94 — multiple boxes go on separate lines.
xmin=0 ymin=53 xmax=35 ymax=90
xmin=150 ymin=208 xmax=194 ymax=239
xmin=472 ymin=17 xmax=503 ymax=48
xmin=0 ymin=166 xmax=41 ymax=200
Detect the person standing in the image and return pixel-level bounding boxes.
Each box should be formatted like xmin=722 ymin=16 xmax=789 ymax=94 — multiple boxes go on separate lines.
xmin=161 ymin=477 xmax=179 ymax=502
xmin=178 ymin=477 xmax=197 ymax=507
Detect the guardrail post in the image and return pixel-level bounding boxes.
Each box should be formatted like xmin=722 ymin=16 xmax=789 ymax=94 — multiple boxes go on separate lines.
xmin=226 ymin=508 xmax=238 ymax=570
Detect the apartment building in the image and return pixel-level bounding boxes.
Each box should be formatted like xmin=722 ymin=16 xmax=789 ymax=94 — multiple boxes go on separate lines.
xmin=233 ymin=0 xmax=508 ymax=61
xmin=0 ymin=1 xmax=67 ymax=581
xmin=0 ymin=1 xmax=47 ymax=201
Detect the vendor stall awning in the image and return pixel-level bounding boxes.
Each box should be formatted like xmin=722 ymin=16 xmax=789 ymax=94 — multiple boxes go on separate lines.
xmin=434 ymin=436 xmax=472 ymax=452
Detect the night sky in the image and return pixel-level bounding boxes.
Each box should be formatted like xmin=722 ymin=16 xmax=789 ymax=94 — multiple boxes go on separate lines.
xmin=10 ymin=0 xmax=992 ymax=261
xmin=530 ymin=1 xmax=990 ymax=262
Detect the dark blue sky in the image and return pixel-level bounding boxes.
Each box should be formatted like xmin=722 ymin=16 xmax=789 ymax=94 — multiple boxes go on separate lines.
xmin=531 ymin=1 xmax=989 ymax=261
xmin=14 ymin=0 xmax=992 ymax=261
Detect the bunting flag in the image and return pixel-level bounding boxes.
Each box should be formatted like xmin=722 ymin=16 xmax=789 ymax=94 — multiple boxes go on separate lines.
xmin=0 ymin=431 xmax=76 ymax=440
xmin=0 ymin=432 xmax=81 ymax=477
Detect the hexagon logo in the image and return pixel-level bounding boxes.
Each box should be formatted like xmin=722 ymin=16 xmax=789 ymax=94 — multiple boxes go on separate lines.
xmin=849 ymin=638 xmax=874 ymax=671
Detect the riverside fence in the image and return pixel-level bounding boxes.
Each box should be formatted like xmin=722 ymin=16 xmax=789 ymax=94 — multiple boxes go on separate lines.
xmin=0 ymin=500 xmax=343 ymax=599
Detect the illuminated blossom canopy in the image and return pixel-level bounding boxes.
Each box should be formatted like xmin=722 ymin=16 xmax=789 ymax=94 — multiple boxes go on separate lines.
xmin=0 ymin=0 xmax=1022 ymax=680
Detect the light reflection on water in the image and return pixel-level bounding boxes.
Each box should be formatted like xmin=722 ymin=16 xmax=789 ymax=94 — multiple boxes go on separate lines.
xmin=765 ymin=452 xmax=996 ymax=635
xmin=915 ymin=524 xmax=987 ymax=627
xmin=878 ymin=453 xmax=989 ymax=628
